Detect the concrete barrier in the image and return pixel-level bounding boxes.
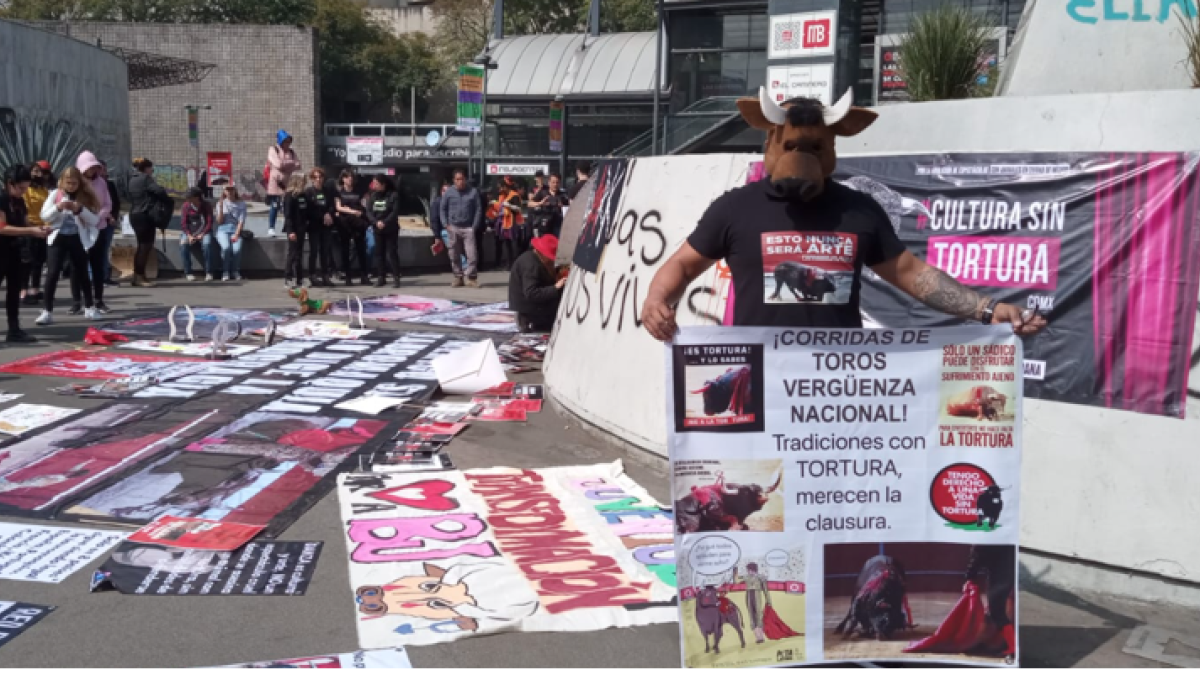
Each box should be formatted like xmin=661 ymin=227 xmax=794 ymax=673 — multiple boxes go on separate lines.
xmin=544 ymin=148 xmax=1200 ymax=594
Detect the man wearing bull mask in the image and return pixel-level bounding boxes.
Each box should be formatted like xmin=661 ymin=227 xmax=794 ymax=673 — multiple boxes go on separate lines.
xmin=642 ymin=89 xmax=1048 ymax=338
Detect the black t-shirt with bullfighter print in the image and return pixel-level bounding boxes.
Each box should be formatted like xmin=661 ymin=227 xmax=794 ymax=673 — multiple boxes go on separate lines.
xmin=688 ymin=177 xmax=906 ymax=328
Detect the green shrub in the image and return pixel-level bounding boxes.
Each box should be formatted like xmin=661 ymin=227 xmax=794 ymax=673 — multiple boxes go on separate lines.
xmin=1177 ymin=8 xmax=1200 ymax=87
xmin=900 ymin=5 xmax=993 ymax=102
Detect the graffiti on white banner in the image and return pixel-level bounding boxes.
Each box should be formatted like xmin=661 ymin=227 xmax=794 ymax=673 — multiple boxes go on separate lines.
xmin=0 ymin=523 xmax=126 ymax=583
xmin=338 ymin=460 xmax=677 ymax=648
xmin=0 ymin=601 xmax=54 ymax=650
xmin=668 ymin=326 xmax=1022 ymax=668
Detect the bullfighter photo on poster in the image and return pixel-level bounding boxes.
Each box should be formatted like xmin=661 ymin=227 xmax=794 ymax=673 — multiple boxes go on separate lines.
xmin=666 ymin=326 xmax=1022 ymax=668
xmin=672 ymin=344 xmax=765 ymax=433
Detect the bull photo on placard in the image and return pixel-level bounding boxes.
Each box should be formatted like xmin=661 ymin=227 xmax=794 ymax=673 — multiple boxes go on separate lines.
xmin=672 ymin=344 xmax=765 ymax=433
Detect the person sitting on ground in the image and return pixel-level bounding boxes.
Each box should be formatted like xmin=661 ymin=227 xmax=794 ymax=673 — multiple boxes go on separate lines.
xmin=508 ymin=233 xmax=566 ymax=332
xmin=179 ymin=187 xmax=214 ymax=282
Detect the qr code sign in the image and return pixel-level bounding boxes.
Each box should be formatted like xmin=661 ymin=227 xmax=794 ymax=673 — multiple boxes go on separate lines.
xmin=772 ymin=15 xmax=833 ymax=54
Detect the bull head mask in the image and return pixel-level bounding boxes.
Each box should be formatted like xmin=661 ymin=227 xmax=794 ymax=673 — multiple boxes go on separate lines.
xmin=737 ymin=87 xmax=878 ymax=202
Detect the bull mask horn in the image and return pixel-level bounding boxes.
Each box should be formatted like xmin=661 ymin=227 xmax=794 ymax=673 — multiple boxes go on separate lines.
xmin=756 ymin=87 xmax=854 ymax=127
xmin=823 ymin=89 xmax=853 ymax=126
xmin=758 ymin=87 xmax=787 ymax=125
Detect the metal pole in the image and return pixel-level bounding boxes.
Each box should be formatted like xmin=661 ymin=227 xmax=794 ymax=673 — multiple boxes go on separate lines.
xmin=480 ymin=66 xmax=488 ymax=186
xmin=651 ymin=0 xmax=663 ymax=156
xmin=559 ymin=104 xmax=569 ymax=177
xmin=411 ymin=85 xmax=416 ymax=144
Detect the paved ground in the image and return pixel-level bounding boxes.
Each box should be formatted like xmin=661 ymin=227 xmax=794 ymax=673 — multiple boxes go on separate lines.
xmin=0 ymin=271 xmax=1194 ymax=667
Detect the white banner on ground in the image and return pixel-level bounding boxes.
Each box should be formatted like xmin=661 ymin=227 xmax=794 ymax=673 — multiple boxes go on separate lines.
xmin=0 ymin=523 xmax=127 ymax=583
xmin=667 ymin=326 xmax=1021 ymax=668
xmin=222 ymin=648 xmax=412 ymax=668
xmin=337 ymin=460 xmax=677 ymax=648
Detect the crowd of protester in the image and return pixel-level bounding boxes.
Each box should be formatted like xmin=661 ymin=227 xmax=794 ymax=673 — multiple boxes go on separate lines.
xmin=0 ymin=124 xmax=591 ymax=342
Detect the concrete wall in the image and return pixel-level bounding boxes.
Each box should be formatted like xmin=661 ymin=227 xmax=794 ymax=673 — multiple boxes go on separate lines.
xmin=0 ymin=20 xmax=131 ymax=172
xmin=1000 ymin=0 xmax=1196 ymax=95
xmin=545 ymin=156 xmax=748 ymax=450
xmin=368 ymin=6 xmax=440 ymax=36
xmin=545 ymin=109 xmax=1200 ymax=589
xmin=21 ymin=22 xmax=320 ymax=201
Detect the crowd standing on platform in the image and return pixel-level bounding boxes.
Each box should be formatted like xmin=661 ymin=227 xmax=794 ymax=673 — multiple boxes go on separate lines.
xmin=0 ymin=124 xmax=591 ymax=341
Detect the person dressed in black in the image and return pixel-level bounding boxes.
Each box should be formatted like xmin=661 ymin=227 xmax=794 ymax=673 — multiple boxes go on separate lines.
xmin=306 ymin=167 xmax=337 ymax=287
xmin=127 ymin=157 xmax=173 ymax=288
xmin=508 ymin=233 xmax=565 ymax=332
xmin=282 ymin=174 xmax=312 ymax=287
xmin=567 ymin=160 xmax=591 ymax=201
xmin=334 ymin=170 xmax=369 ymax=286
xmin=528 ymin=173 xmax=570 ymax=238
xmin=365 ymin=176 xmax=402 ymax=288
xmin=0 ymin=164 xmax=50 ymax=342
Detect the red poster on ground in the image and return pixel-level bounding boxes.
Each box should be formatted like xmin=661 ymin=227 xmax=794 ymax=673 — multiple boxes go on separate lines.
xmin=129 ymin=515 xmax=263 ymax=551
xmin=0 ymin=351 xmax=202 ymax=380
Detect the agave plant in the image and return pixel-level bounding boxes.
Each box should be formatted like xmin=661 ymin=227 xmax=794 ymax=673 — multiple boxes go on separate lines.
xmin=900 ymin=5 xmax=992 ymax=102
xmin=0 ymin=112 xmax=90 ymax=177
xmin=1177 ymin=8 xmax=1200 ymax=87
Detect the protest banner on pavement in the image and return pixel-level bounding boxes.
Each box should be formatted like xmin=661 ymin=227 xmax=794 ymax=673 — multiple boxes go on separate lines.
xmin=668 ymin=325 xmax=1021 ymax=668
xmin=337 ymin=460 xmax=677 ymax=648
xmin=0 ymin=601 xmax=54 ymax=650
xmin=222 ymin=648 xmax=412 ymax=668
xmin=0 ymin=523 xmax=126 ymax=583
xmin=91 ymin=541 xmax=323 ymax=596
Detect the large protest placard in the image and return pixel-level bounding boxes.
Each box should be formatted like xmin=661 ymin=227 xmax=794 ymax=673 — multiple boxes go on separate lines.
xmin=668 ymin=325 xmax=1021 ymax=668
xmin=835 ymin=152 xmax=1200 ymax=418
xmin=337 ymin=460 xmax=677 ymax=648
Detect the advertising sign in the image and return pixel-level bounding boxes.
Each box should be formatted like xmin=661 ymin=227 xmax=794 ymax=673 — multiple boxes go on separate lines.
xmin=668 ymin=325 xmax=1022 ymax=667
xmin=456 ymin=64 xmax=485 ymax=133
xmin=486 ymin=163 xmax=550 ymax=176
xmin=768 ymin=11 xmax=838 ymax=59
xmin=206 ymin=152 xmax=232 ymax=186
xmin=347 ymin=137 xmax=385 ymax=166
xmin=766 ymin=64 xmax=834 ymax=105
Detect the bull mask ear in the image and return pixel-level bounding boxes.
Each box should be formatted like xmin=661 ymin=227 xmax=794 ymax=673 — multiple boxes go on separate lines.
xmin=824 ymin=88 xmax=878 ymax=137
xmin=737 ymin=87 xmax=786 ymax=131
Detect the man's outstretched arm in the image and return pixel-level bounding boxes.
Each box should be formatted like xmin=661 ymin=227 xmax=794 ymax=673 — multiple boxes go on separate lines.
xmin=871 ymin=251 xmax=1046 ymax=335
xmin=642 ymin=243 xmax=718 ymax=341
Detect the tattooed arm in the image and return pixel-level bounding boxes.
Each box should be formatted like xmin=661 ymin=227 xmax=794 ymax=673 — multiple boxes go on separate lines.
xmin=871 ymin=251 xmax=1047 ymax=335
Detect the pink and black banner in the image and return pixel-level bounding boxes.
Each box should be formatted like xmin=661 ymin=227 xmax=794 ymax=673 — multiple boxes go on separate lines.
xmin=836 ymin=153 xmax=1200 ymax=418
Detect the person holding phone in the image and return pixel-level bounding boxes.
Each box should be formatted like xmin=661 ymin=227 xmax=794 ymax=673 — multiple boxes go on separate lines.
xmin=37 ymin=167 xmax=101 ymax=324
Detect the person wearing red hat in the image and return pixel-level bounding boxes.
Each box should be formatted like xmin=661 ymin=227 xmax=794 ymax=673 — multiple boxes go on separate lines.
xmin=508 ymin=233 xmax=565 ymax=332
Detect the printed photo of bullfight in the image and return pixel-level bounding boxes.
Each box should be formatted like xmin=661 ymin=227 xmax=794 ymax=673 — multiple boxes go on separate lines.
xmin=678 ymin=542 xmax=807 ymax=668
xmin=939 ymin=382 xmax=1017 ymax=427
xmin=760 ymin=232 xmax=856 ymax=305
xmin=823 ymin=542 xmax=1016 ymax=664
xmin=681 ymin=364 xmax=760 ymax=429
xmin=673 ymin=460 xmax=784 ymax=534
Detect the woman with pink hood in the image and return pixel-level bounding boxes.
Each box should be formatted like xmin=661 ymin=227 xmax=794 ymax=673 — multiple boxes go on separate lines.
xmin=73 ymin=151 xmax=113 ymax=313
